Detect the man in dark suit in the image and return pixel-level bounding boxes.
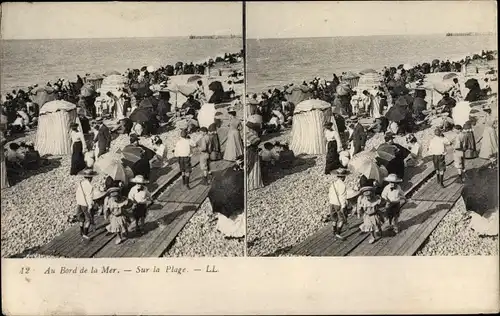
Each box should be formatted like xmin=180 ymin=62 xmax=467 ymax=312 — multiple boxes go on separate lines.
xmin=348 ymin=116 xmax=367 ymax=156
xmin=95 ymin=118 xmax=111 ymax=158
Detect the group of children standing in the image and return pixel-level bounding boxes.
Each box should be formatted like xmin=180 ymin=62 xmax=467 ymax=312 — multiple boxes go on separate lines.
xmin=74 ymin=169 xmax=152 ymax=245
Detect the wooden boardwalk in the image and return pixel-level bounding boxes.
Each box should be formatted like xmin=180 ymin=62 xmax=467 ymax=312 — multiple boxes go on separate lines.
xmin=38 ymin=127 xmax=233 ymax=258
xmin=288 ymin=122 xmax=488 ymax=257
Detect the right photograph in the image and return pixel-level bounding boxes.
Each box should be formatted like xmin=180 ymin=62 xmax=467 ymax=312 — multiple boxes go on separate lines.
xmin=245 ymin=1 xmax=498 ymax=257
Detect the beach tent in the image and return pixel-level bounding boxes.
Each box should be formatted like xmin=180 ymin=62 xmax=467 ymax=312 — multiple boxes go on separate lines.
xmin=356 ymin=73 xmax=383 ymax=92
xmin=198 ymin=103 xmax=217 ymax=128
xmin=165 ymin=74 xmax=210 ymax=110
xmin=342 ymin=72 xmax=361 ymax=89
xmin=36 ymin=100 xmax=79 ymax=156
xmin=84 ymin=74 xmax=104 ymax=90
xmin=290 ymin=99 xmax=332 ymax=155
xmin=98 ymin=74 xmax=128 ymax=95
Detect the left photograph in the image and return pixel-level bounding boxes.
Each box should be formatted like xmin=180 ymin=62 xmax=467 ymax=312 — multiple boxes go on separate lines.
xmin=1 ymin=2 xmax=245 ymax=258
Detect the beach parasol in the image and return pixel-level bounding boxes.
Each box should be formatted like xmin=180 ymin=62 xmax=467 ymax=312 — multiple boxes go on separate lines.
xmin=197 ymin=103 xmax=217 ymax=128
xmin=175 ymin=85 xmax=197 ymax=97
xmin=120 ymin=145 xmax=145 ymax=164
xmin=359 ymin=68 xmax=378 ymax=75
xmin=129 ymin=107 xmax=153 ymax=123
xmin=433 ymin=82 xmax=453 ymax=94
xmin=104 ymin=70 xmax=121 ymax=76
xmin=403 ymin=64 xmax=413 ymax=70
xmin=342 ymin=71 xmax=360 ymax=80
xmin=376 ymin=143 xmax=399 ymax=162
xmin=442 ymin=73 xmax=458 ymax=80
xmin=432 ymin=59 xmax=440 ymax=65
xmin=452 ymin=101 xmax=472 ymax=126
xmin=80 ymin=84 xmax=95 ymax=98
xmin=348 ymin=157 xmax=383 ymax=183
xmin=94 ymin=154 xmax=127 ymax=182
xmin=187 ymin=75 xmax=203 ymax=83
xmin=31 ymin=87 xmax=57 ymax=106
xmin=385 ymin=105 xmax=409 ymax=122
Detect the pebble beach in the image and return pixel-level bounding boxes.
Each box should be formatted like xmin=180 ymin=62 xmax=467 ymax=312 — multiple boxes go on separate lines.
xmin=1 ymin=62 xmax=245 ymax=258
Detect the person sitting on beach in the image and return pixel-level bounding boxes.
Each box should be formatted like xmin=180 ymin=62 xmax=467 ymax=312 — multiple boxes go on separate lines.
xmin=5 ymin=143 xmax=26 ymax=169
xmin=10 ymin=113 xmax=27 ymax=133
xmin=404 ymin=134 xmax=422 ymax=167
xmin=437 ymin=92 xmax=457 ymax=116
xmin=263 ymin=113 xmax=281 ymax=134
xmin=195 ymin=80 xmax=206 ymax=102
xmin=260 ymin=142 xmax=280 ymax=167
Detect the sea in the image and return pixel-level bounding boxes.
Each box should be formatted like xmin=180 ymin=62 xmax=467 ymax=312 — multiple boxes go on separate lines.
xmin=247 ymin=34 xmax=497 ymax=93
xmin=1 ymin=37 xmax=242 ymax=94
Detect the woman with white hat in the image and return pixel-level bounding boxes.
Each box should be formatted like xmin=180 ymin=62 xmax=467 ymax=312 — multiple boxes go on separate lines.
xmin=381 ymin=174 xmax=406 ymax=234
xmin=127 ymin=175 xmax=152 ymax=235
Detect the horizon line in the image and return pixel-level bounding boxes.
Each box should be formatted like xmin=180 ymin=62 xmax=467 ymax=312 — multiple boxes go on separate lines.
xmin=247 ymin=32 xmax=497 ymax=40
xmin=1 ymin=34 xmax=243 ymax=41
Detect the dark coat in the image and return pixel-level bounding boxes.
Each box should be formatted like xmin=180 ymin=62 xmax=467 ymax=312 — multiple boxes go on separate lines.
xmin=96 ymin=124 xmax=111 ymax=155
xmin=349 ymin=123 xmax=367 ymax=155
xmin=207 ymin=166 xmax=244 ymax=218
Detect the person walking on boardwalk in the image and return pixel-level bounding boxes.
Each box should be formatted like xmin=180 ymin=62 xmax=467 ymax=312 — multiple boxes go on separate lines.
xmin=381 ymin=174 xmax=406 ymax=234
xmin=128 ymin=175 xmax=152 ymax=236
xmin=357 ymin=186 xmax=384 ymax=244
xmin=105 ymin=187 xmax=130 ymax=245
xmin=328 ymin=168 xmax=350 ymax=240
xmin=428 ymin=127 xmax=451 ymax=188
xmin=75 ymin=169 xmax=97 ymax=241
xmin=197 ymin=127 xmax=213 ymax=185
xmin=175 ymin=129 xmax=193 ymax=189
xmin=452 ymin=125 xmax=467 ymax=183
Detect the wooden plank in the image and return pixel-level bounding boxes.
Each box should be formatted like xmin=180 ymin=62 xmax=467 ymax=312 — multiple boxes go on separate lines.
xmin=347 ymin=179 xmax=440 ymax=257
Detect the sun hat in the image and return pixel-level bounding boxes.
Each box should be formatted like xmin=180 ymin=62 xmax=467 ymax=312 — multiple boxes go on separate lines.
xmin=107 ymin=187 xmax=121 ymax=196
xmin=130 ymin=175 xmax=149 ymax=184
xmin=349 ymin=115 xmax=359 ymax=122
xmin=359 ymin=186 xmax=374 ymax=194
xmin=331 ymin=168 xmax=350 ymax=177
xmin=95 ymin=117 xmax=103 ymax=123
xmin=384 ymin=174 xmax=403 ymax=183
xmin=346 ymin=189 xmax=360 ymax=200
xmin=79 ymin=169 xmax=98 ymax=178
xmin=227 ymin=106 xmax=236 ymax=114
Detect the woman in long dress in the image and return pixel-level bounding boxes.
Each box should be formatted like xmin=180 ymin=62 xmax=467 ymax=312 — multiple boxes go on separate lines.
xmin=70 ymin=122 xmax=87 ymax=175
xmin=246 ymin=121 xmax=264 ymax=191
xmin=324 ymin=122 xmax=342 ymax=175
xmin=208 ymin=156 xmax=245 ymax=238
xmin=463 ymin=120 xmax=478 ymax=159
xmin=479 ymin=108 xmax=498 ymax=168
xmin=208 ymin=123 xmax=222 ymax=161
xmin=223 ymin=108 xmax=244 ymax=161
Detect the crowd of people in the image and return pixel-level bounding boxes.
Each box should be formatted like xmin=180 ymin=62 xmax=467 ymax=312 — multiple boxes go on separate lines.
xmin=245 ymin=49 xmax=498 ymax=244
xmin=1 ymin=50 xmax=246 ymax=243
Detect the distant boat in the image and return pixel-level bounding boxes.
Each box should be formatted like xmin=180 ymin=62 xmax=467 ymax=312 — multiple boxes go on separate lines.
xmin=446 ymin=32 xmax=495 ymax=37
xmin=189 ymin=35 xmax=242 ymax=40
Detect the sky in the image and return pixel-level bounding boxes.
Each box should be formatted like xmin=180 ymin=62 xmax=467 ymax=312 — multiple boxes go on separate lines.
xmin=1 ymin=2 xmax=242 ymax=40
xmin=247 ymin=1 xmax=498 ymax=39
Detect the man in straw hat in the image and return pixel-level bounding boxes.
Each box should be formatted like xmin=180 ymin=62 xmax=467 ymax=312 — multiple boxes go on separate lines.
xmin=75 ymin=169 xmax=98 ymax=241
xmin=128 ymin=175 xmax=152 ymax=235
xmin=328 ymin=168 xmax=350 ymax=240
xmin=381 ymin=174 xmax=406 ymax=234
xmin=427 ymin=127 xmax=451 ymax=188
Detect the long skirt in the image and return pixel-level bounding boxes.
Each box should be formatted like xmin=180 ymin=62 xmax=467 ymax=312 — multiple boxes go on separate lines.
xmin=324 ymin=140 xmax=341 ymax=175
xmin=209 ymin=133 xmax=222 ymax=161
xmin=223 ymin=128 xmax=244 ymax=161
xmin=246 ymin=147 xmax=263 ymax=191
xmin=464 ymin=130 xmax=477 ymax=159
xmin=106 ymin=215 xmax=128 ymax=234
xmin=479 ymin=125 xmax=498 ymax=160
xmin=70 ymin=141 xmax=86 ymax=175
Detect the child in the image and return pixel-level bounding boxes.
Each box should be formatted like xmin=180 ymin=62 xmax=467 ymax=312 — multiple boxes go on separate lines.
xmin=175 ymin=129 xmax=193 ymax=189
xmin=381 ymin=174 xmax=406 ymax=234
xmin=427 ymin=127 xmax=451 ymax=188
xmin=128 ymin=175 xmax=152 ymax=235
xmin=105 ymin=187 xmax=130 ymax=245
xmin=197 ymin=127 xmax=212 ymax=185
xmin=452 ymin=125 xmax=466 ymax=183
xmin=357 ymin=186 xmax=384 ymax=244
